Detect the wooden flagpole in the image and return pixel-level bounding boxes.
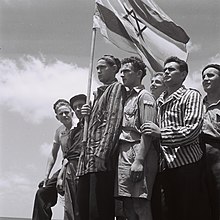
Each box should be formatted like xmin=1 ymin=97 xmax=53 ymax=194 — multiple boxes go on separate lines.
xmin=82 ymin=27 xmax=97 ymax=143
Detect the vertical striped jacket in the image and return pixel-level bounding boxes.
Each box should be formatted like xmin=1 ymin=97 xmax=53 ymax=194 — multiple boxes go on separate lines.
xmin=157 ymin=86 xmax=203 ymax=168
xmin=77 ymin=80 xmax=125 ymax=176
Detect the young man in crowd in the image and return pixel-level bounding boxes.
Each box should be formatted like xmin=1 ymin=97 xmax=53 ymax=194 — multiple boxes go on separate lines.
xmin=150 ymin=72 xmax=166 ymax=100
xmin=32 ymin=95 xmax=86 ymax=220
xmin=76 ymin=55 xmax=126 ymax=220
xmin=141 ymin=56 xmax=211 ymax=220
xmin=201 ymin=64 xmax=220 ymax=220
xmin=115 ymin=56 xmax=158 ymax=220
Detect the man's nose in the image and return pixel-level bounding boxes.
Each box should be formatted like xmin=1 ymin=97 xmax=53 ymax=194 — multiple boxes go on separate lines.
xmin=164 ymin=70 xmax=170 ymax=75
xmin=203 ymin=75 xmax=208 ymax=81
xmin=151 ymin=81 xmax=156 ymax=86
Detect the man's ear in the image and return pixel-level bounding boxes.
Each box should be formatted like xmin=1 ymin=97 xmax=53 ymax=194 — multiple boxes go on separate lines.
xmin=137 ymin=69 xmax=143 ymax=79
xmin=112 ymin=64 xmax=118 ymax=73
xmin=181 ymin=70 xmax=187 ymax=80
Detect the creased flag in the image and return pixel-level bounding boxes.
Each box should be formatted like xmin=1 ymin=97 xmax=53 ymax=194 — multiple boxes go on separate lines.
xmin=93 ymin=0 xmax=190 ymax=73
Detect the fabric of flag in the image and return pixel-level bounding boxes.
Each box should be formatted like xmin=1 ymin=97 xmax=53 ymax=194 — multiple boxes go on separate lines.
xmin=93 ymin=0 xmax=190 ymax=73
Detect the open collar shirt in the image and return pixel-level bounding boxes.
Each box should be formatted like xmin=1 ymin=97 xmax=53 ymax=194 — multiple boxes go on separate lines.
xmin=157 ymin=86 xmax=203 ymax=168
xmin=54 ymin=121 xmax=83 ymax=161
xmin=202 ymin=97 xmax=220 ymax=143
xmin=119 ymin=85 xmax=156 ymax=143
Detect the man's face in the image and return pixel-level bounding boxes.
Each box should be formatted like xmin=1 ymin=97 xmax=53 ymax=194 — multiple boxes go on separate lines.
xmin=163 ymin=62 xmax=184 ymax=87
xmin=120 ymin=63 xmax=138 ymax=89
xmin=56 ymin=105 xmax=73 ymax=125
xmin=96 ymin=59 xmax=116 ymax=84
xmin=150 ymin=75 xmax=166 ymax=99
xmin=71 ymin=99 xmax=85 ymax=119
xmin=202 ymin=67 xmax=220 ymax=93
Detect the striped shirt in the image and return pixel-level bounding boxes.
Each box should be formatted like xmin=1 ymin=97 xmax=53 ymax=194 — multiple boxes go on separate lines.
xmin=157 ymin=86 xmax=203 ymax=168
xmin=77 ymin=80 xmax=125 ymax=176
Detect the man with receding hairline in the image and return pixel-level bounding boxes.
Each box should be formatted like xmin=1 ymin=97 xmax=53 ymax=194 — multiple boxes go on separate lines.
xmin=32 ymin=96 xmax=85 ymax=220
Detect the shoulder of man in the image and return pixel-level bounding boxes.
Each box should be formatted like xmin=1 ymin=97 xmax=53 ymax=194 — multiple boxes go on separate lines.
xmin=186 ymin=87 xmax=202 ymax=96
xmin=138 ymin=89 xmax=155 ymax=107
xmin=55 ymin=124 xmax=66 ymax=135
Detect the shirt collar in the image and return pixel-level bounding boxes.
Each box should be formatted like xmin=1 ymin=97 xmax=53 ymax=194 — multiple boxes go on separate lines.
xmin=95 ymin=78 xmax=118 ymax=99
xmin=158 ymin=85 xmax=186 ymax=104
xmin=127 ymin=85 xmax=145 ymax=96
xmin=203 ymin=96 xmax=220 ymax=108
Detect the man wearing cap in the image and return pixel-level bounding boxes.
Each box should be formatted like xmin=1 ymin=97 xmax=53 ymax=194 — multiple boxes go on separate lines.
xmin=201 ymin=64 xmax=220 ymax=220
xmin=77 ymin=55 xmax=126 ymax=220
xmin=32 ymin=95 xmax=86 ymax=220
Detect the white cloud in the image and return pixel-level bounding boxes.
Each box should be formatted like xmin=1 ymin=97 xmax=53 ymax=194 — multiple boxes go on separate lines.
xmin=209 ymin=53 xmax=220 ymax=64
xmin=185 ymin=53 xmax=220 ymax=96
xmin=187 ymin=41 xmax=201 ymax=53
xmin=0 ymin=56 xmax=99 ymax=123
xmin=40 ymin=142 xmax=52 ymax=157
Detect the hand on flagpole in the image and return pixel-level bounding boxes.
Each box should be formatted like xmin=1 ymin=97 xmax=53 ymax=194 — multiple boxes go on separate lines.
xmin=81 ymin=104 xmax=91 ymax=117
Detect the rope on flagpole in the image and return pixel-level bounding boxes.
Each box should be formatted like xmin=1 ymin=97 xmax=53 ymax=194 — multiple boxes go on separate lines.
xmin=82 ymin=27 xmax=97 ymax=143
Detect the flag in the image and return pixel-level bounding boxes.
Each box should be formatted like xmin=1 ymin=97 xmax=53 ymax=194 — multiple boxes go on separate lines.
xmin=93 ymin=0 xmax=190 ymax=73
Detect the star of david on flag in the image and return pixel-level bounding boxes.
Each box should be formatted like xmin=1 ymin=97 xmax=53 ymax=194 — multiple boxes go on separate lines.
xmin=93 ymin=0 xmax=190 ymax=73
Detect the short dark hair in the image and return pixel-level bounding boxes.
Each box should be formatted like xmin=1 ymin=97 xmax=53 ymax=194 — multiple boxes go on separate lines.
xmin=164 ymin=56 xmax=188 ymax=74
xmin=98 ymin=55 xmax=121 ymax=73
xmin=202 ymin=64 xmax=220 ymax=75
xmin=53 ymin=99 xmax=71 ymax=114
xmin=121 ymin=56 xmax=147 ymax=79
xmin=69 ymin=94 xmax=86 ymax=110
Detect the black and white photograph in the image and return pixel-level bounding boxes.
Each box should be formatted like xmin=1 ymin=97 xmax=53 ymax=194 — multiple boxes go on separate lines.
xmin=0 ymin=0 xmax=220 ymax=219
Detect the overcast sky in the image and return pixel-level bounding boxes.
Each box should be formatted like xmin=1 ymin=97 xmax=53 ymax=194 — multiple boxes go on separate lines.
xmin=0 ymin=0 xmax=220 ymax=218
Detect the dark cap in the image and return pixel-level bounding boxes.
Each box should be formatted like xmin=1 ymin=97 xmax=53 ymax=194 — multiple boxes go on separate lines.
xmin=69 ymin=94 xmax=86 ymax=108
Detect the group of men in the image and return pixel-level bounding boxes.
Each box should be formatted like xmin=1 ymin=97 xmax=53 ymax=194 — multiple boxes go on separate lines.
xmin=31 ymin=54 xmax=220 ymax=220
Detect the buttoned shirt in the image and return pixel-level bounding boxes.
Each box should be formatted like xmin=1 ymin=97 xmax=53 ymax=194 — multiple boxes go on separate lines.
xmin=203 ymin=97 xmax=220 ymax=141
xmin=77 ymin=80 xmax=125 ymax=176
xmin=119 ymin=85 xmax=156 ymax=142
xmin=54 ymin=121 xmax=83 ymax=161
xmin=157 ymin=86 xmax=203 ymax=168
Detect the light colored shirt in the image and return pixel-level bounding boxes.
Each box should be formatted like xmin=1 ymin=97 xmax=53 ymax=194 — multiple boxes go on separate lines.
xmin=119 ymin=85 xmax=156 ymax=142
xmin=54 ymin=122 xmax=83 ymax=160
xmin=157 ymin=86 xmax=203 ymax=168
xmin=203 ymin=97 xmax=220 ymax=140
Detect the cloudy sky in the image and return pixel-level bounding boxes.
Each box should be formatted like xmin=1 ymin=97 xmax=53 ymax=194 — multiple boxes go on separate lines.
xmin=0 ymin=0 xmax=220 ymax=219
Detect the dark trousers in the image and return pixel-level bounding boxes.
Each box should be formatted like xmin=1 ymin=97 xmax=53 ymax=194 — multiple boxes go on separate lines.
xmin=32 ymin=171 xmax=59 ymax=220
xmin=77 ymin=171 xmax=115 ymax=220
xmin=160 ymin=160 xmax=211 ymax=220
xmin=151 ymin=173 xmax=168 ymax=220
xmin=205 ymin=144 xmax=220 ymax=220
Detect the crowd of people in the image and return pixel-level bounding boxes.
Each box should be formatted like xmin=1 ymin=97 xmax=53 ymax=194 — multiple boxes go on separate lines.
xmin=31 ymin=55 xmax=220 ymax=220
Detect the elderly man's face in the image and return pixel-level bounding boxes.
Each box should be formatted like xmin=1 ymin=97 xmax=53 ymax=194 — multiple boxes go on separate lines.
xmin=56 ymin=105 xmax=73 ymax=125
xmin=202 ymin=67 xmax=220 ymax=93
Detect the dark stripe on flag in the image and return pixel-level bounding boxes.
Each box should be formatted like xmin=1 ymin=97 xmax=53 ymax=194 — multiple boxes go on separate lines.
xmin=97 ymin=2 xmax=163 ymax=72
xmin=128 ymin=0 xmax=190 ymax=44
xmin=97 ymin=3 xmax=133 ymax=42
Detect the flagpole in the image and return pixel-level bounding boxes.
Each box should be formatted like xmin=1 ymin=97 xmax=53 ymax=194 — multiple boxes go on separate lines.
xmin=83 ymin=27 xmax=97 ymax=143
